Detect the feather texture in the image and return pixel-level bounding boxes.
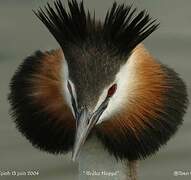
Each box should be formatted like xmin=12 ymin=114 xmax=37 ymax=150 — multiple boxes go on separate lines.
xmin=34 ymin=0 xmax=159 ymax=55
xmin=8 ymin=1 xmax=188 ymax=162
xmin=9 ymin=50 xmax=75 ymax=153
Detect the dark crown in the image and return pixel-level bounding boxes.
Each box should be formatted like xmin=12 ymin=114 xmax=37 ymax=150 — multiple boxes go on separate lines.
xmin=34 ymin=0 xmax=159 ymax=56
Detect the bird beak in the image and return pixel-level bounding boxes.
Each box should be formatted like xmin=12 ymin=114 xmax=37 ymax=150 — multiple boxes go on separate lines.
xmin=72 ymin=100 xmax=108 ymax=161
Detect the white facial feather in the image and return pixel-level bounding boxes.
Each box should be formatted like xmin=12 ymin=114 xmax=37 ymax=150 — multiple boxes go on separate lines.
xmin=96 ymin=53 xmax=138 ymax=124
xmin=61 ymin=51 xmax=138 ymax=123
xmin=61 ymin=56 xmax=77 ymax=117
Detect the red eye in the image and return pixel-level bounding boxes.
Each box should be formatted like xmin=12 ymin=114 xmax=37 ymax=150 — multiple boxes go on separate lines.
xmin=107 ymin=84 xmax=117 ymax=97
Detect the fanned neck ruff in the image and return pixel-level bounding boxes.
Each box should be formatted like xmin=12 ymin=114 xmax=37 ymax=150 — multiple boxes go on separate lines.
xmin=34 ymin=0 xmax=159 ymax=56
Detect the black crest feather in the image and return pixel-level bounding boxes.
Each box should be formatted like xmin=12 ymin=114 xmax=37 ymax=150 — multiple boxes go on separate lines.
xmin=34 ymin=0 xmax=159 ymax=55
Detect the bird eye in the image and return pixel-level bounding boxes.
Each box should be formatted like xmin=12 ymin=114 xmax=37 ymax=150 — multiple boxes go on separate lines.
xmin=67 ymin=80 xmax=78 ymax=118
xmin=107 ymin=84 xmax=117 ymax=97
xmin=67 ymin=81 xmax=72 ymax=94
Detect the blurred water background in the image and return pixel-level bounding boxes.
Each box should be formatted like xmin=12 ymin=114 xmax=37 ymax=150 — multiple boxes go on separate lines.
xmin=0 ymin=0 xmax=190 ymax=179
